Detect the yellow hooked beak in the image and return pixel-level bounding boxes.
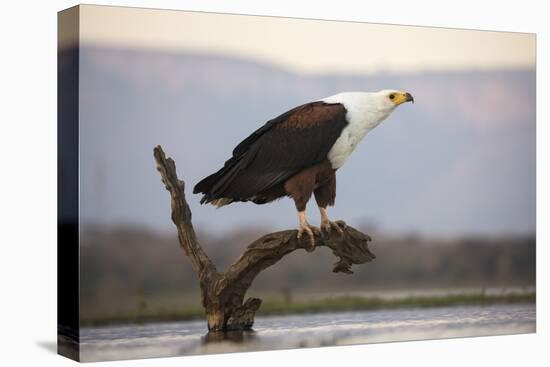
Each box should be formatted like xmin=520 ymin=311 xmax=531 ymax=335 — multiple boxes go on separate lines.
xmin=391 ymin=91 xmax=414 ymax=105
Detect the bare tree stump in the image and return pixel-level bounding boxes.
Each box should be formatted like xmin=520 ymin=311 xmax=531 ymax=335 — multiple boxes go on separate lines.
xmin=154 ymin=145 xmax=376 ymax=332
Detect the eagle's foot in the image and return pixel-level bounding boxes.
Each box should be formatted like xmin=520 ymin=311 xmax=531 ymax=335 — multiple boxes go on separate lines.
xmin=320 ymin=219 xmax=344 ymax=235
xmin=297 ymin=223 xmax=320 ymax=252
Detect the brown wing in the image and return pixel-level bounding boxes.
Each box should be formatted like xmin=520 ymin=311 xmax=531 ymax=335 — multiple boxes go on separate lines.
xmin=193 ymin=101 xmax=348 ymax=204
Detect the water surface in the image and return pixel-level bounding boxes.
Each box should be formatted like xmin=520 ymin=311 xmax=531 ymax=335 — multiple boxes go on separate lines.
xmin=80 ymin=304 xmax=535 ymax=362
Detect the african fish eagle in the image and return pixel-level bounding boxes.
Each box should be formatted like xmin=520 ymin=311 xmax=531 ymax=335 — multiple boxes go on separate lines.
xmin=193 ymin=90 xmax=414 ymax=248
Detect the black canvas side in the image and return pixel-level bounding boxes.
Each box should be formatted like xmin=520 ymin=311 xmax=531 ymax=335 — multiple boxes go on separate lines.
xmin=57 ymin=5 xmax=80 ymax=362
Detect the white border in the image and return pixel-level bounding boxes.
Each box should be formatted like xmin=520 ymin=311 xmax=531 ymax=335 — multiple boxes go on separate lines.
xmin=0 ymin=1 xmax=547 ymax=366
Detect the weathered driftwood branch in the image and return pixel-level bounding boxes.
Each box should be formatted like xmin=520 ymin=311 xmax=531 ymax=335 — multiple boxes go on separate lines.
xmin=154 ymin=145 xmax=376 ymax=332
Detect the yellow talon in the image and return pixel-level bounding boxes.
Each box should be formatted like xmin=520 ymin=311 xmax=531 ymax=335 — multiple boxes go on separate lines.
xmin=297 ymin=224 xmax=317 ymax=251
xmin=321 ymin=219 xmax=343 ymax=234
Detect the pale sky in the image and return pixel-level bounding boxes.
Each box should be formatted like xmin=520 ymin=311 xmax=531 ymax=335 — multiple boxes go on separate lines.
xmin=79 ymin=4 xmax=535 ymax=74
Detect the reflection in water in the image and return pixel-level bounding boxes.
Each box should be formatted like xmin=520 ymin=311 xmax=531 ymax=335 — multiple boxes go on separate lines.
xmin=202 ymin=330 xmax=257 ymax=344
xmin=80 ymin=304 xmax=535 ymax=362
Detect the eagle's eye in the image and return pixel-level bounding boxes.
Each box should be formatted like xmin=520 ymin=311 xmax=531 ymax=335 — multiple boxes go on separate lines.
xmin=389 ymin=94 xmax=395 ymax=100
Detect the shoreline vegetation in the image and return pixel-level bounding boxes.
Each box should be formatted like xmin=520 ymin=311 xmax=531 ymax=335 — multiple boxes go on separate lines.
xmin=81 ymin=291 xmax=536 ymax=327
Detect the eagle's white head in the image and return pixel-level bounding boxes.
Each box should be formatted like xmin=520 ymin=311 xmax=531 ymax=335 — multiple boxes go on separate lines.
xmin=367 ymin=89 xmax=414 ymax=128
xmin=322 ymin=89 xmax=414 ymax=129
xmin=374 ymin=89 xmax=415 ymax=110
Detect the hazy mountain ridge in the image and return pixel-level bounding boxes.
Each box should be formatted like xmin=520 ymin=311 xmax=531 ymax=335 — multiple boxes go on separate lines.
xmin=78 ymin=46 xmax=535 ymax=236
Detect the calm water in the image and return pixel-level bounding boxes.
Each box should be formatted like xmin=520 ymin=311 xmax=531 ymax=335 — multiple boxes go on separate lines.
xmin=80 ymin=304 xmax=535 ymax=362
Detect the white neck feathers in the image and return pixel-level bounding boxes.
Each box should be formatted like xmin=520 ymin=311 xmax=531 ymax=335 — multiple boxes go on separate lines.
xmin=321 ymin=92 xmax=396 ymax=169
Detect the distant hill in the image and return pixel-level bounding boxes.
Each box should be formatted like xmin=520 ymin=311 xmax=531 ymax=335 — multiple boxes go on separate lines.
xmin=77 ymin=46 xmax=535 ymax=236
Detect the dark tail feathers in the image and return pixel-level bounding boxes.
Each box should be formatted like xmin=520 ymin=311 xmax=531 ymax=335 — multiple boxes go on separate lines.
xmin=193 ymin=156 xmax=243 ymax=205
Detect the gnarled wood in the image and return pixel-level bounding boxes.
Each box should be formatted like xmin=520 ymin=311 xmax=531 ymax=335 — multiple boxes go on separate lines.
xmin=154 ymin=145 xmax=375 ymax=332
